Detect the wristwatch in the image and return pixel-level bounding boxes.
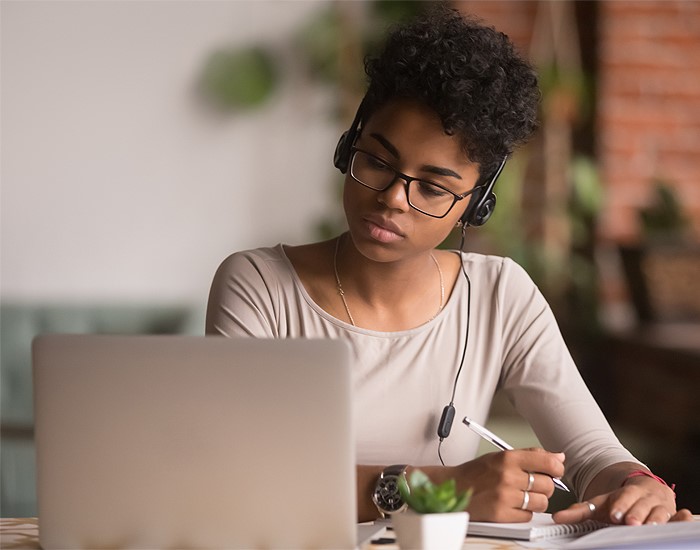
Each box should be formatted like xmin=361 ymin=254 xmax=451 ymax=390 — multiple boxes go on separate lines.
xmin=372 ymin=464 xmax=409 ymax=517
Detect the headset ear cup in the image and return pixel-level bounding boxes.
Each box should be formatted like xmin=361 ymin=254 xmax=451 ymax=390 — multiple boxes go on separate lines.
xmin=333 ymin=131 xmax=351 ymax=174
xmin=472 ymin=194 xmax=496 ymax=226
xmin=334 ymin=96 xmax=368 ymax=174
xmin=460 ymin=155 xmax=507 ymax=227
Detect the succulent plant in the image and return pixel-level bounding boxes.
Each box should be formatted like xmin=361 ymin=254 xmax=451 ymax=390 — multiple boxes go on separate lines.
xmin=398 ymin=469 xmax=472 ymax=514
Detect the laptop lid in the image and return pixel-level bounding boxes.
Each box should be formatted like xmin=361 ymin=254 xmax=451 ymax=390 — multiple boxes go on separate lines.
xmin=33 ymin=334 xmax=358 ymax=549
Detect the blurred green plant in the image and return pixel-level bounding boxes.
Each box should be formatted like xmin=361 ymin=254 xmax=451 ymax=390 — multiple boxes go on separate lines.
xmin=199 ymin=46 xmax=278 ymax=110
xmin=198 ymin=1 xmax=428 ymax=113
xmin=539 ymin=63 xmax=592 ymax=125
xmin=398 ymin=469 xmax=472 ymax=514
xmin=295 ymin=7 xmax=344 ymax=84
xmin=567 ymin=155 xmax=604 ymax=332
xmin=569 ymin=156 xmax=603 ymax=241
xmin=639 ymin=180 xmax=688 ymax=242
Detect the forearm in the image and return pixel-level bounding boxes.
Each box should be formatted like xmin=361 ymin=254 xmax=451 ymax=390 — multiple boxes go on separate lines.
xmin=357 ymin=465 xmax=384 ymax=523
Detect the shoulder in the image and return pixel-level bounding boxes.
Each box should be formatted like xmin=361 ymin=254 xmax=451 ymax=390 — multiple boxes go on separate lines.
xmin=216 ymin=244 xmax=286 ymax=271
xmin=456 ymin=251 xmax=536 ymax=289
xmin=283 ymin=240 xmax=334 ymax=279
xmin=451 ymin=251 xmax=544 ymax=316
xmin=207 ymin=245 xmax=292 ymax=337
xmin=211 ymin=245 xmax=290 ymax=288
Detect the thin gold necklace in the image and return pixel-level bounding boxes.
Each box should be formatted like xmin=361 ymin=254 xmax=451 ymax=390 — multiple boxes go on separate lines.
xmin=333 ymin=234 xmax=444 ymax=327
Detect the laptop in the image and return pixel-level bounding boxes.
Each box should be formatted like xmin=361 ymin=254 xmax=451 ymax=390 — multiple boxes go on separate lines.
xmin=33 ymin=334 xmax=384 ymax=549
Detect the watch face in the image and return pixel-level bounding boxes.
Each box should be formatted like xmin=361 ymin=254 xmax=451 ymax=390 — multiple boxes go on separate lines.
xmin=374 ymin=475 xmax=404 ymax=512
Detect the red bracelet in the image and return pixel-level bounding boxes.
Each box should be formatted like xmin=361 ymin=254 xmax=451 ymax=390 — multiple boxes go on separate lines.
xmin=623 ymin=469 xmax=676 ymax=493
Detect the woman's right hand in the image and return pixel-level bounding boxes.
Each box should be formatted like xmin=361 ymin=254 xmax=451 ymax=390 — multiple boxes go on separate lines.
xmin=448 ymin=448 xmax=566 ymax=522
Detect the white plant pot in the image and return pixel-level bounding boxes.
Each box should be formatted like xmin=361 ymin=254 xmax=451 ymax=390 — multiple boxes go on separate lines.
xmin=392 ymin=510 xmax=469 ymax=550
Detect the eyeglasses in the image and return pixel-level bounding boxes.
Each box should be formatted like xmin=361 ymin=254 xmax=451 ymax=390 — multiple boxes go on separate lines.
xmin=349 ymin=148 xmax=479 ymax=218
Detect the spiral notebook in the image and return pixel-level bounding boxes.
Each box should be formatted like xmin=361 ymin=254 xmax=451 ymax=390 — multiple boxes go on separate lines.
xmin=468 ymin=512 xmax=606 ymax=541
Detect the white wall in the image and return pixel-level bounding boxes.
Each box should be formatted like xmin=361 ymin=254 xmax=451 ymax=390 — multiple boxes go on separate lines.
xmin=1 ymin=0 xmax=342 ymax=307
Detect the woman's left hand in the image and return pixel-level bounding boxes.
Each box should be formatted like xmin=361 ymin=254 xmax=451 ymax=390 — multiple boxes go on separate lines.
xmin=553 ymin=475 xmax=693 ymax=525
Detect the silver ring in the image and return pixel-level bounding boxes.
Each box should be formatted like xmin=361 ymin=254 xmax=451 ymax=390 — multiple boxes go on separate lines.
xmin=585 ymin=502 xmax=596 ymax=513
xmin=520 ymin=490 xmax=530 ymax=511
xmin=526 ymin=472 xmax=535 ymax=491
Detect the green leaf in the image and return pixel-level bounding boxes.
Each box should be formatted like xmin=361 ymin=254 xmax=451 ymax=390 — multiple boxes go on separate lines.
xmin=407 ymin=469 xmax=430 ymax=488
xmin=451 ymin=489 xmax=473 ymax=513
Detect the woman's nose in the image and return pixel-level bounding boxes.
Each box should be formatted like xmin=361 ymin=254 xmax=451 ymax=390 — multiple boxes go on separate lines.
xmin=377 ymin=178 xmax=410 ymax=212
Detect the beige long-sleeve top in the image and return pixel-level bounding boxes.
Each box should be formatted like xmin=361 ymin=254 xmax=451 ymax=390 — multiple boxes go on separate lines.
xmin=206 ymin=244 xmax=641 ymax=498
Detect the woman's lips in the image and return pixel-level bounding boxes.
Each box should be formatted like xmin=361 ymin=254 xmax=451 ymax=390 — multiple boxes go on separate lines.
xmin=364 ymin=217 xmax=405 ymax=243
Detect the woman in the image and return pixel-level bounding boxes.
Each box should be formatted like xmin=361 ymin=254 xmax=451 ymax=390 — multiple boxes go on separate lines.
xmin=207 ymin=6 xmax=691 ymax=525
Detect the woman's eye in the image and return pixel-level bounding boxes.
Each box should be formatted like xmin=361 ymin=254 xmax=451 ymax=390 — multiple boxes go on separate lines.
xmin=367 ymin=157 xmax=391 ymax=171
xmin=418 ymin=182 xmax=450 ymax=197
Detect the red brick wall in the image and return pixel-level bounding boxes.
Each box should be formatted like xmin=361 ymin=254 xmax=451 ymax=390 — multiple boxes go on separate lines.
xmin=597 ymin=0 xmax=700 ymax=243
xmin=455 ymin=1 xmax=700 ymax=244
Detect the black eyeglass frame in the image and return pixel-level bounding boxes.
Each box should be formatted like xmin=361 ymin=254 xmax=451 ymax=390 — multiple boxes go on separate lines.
xmin=348 ymin=147 xmax=482 ymax=219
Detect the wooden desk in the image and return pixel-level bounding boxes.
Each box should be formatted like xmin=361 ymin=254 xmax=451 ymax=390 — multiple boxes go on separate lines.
xmin=0 ymin=517 xmax=568 ymax=550
xmin=1 ymin=519 xmax=38 ymax=550
xmin=4 ymin=516 xmax=700 ymax=549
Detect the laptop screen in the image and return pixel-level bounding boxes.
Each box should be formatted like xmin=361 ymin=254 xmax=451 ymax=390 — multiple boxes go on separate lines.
xmin=33 ymin=334 xmax=358 ymax=549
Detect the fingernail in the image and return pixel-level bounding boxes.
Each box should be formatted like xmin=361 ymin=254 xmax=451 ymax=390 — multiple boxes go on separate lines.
xmin=612 ymin=511 xmax=623 ymax=523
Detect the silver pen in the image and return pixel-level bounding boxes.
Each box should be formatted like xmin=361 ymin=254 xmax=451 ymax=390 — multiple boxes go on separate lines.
xmin=462 ymin=416 xmax=570 ymax=492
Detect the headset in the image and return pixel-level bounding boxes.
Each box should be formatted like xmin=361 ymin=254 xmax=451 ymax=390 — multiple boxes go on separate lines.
xmin=459 ymin=155 xmax=507 ymax=228
xmin=333 ymin=97 xmax=366 ymax=175
xmin=334 ymin=98 xmax=509 ymax=463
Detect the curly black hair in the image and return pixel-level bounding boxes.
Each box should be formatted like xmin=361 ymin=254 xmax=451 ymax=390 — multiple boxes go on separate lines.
xmin=363 ymin=5 xmax=540 ymax=176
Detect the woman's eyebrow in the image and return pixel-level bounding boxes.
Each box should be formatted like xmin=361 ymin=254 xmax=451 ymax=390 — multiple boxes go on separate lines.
xmin=422 ymin=165 xmax=462 ymax=180
xmin=370 ymin=133 xmax=401 ymax=158
xmin=369 ymin=132 xmax=462 ymax=180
